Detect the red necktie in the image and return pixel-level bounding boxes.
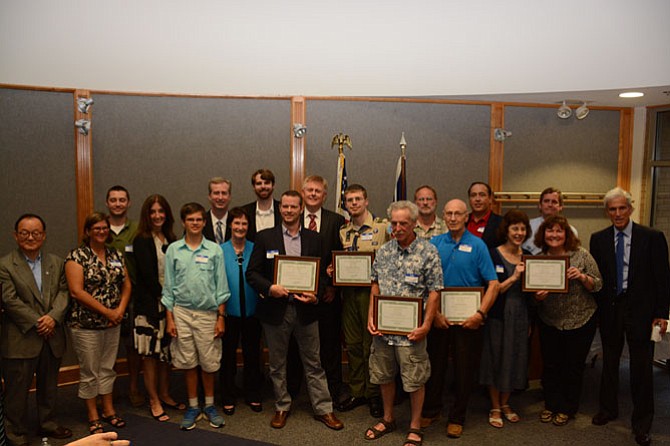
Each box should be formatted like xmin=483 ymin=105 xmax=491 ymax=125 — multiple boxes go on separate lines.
xmin=308 ymin=214 xmax=317 ymax=231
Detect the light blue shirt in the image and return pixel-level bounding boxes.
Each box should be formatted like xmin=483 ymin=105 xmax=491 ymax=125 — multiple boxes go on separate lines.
xmin=615 ymin=220 xmax=632 ymax=291
xmin=282 ymin=225 xmax=301 ymax=257
xmin=24 ymin=251 xmax=42 ymax=294
xmin=161 ymin=237 xmax=230 ymax=312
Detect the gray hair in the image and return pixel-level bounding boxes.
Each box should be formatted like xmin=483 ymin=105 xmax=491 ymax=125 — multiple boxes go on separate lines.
xmin=603 ymin=187 xmax=633 ymax=208
xmin=387 ymin=200 xmax=419 ymax=221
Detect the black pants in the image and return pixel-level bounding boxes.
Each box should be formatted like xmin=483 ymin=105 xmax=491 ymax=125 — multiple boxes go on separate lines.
xmin=422 ymin=326 xmax=483 ymax=425
xmin=538 ymin=315 xmax=596 ymax=415
xmin=220 ymin=315 xmax=263 ymax=405
xmin=598 ymin=301 xmax=655 ymax=435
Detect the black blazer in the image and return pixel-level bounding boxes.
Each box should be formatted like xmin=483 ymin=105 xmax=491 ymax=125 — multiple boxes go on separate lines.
xmin=132 ymin=235 xmax=166 ymax=326
xmin=481 ymin=212 xmax=504 ymax=249
xmin=246 ymin=225 xmax=323 ymax=326
xmin=590 ymin=222 xmax=670 ymax=340
xmin=203 ymin=210 xmax=232 ymax=243
xmin=241 ymin=199 xmax=282 ymax=242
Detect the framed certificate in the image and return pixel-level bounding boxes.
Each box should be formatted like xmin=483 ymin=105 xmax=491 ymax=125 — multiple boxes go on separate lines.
xmin=273 ymin=255 xmax=320 ymax=294
xmin=332 ymin=251 xmax=374 ymax=286
xmin=522 ymin=255 xmax=569 ymax=293
xmin=440 ymin=287 xmax=483 ymax=323
xmin=373 ymin=295 xmax=423 ymax=336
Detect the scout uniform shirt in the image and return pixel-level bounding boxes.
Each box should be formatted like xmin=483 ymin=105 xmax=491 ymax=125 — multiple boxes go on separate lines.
xmin=339 ymin=212 xmax=389 ymax=253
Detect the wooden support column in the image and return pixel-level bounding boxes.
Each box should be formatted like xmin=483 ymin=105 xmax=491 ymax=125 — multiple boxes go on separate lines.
xmin=73 ymin=90 xmax=94 ymax=239
xmin=290 ymin=96 xmax=306 ymax=190
xmin=490 ymin=103 xmax=504 ymax=214
xmin=617 ymin=108 xmax=634 ymax=191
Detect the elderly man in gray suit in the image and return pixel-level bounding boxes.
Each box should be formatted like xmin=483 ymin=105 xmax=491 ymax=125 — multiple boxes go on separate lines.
xmin=0 ymin=214 xmax=72 ymax=445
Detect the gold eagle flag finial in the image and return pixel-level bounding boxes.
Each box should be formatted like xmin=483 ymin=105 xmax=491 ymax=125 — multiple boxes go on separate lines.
xmin=331 ymin=133 xmax=352 ymax=155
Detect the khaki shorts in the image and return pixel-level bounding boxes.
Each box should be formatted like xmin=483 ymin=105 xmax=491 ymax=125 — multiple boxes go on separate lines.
xmin=369 ymin=336 xmax=431 ymax=393
xmin=170 ymin=306 xmax=222 ymax=373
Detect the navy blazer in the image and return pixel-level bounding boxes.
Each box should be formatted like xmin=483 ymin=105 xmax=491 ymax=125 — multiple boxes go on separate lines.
xmin=590 ymin=222 xmax=670 ymax=340
xmin=246 ymin=225 xmax=324 ymax=326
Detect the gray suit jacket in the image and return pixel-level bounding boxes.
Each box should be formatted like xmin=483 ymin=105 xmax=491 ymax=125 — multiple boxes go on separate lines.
xmin=0 ymin=249 xmax=69 ymax=359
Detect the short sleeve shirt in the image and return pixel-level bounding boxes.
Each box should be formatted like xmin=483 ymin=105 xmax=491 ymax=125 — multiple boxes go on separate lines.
xmin=66 ymin=245 xmax=126 ymax=329
xmin=430 ymin=230 xmax=497 ymax=287
xmin=371 ymin=237 xmax=443 ymax=346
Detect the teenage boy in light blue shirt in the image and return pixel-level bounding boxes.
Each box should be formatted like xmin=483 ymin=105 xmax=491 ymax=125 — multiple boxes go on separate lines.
xmin=162 ymin=202 xmax=231 ymax=430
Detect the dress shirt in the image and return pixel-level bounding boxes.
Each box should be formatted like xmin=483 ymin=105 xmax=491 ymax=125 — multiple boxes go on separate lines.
xmin=24 ymin=252 xmax=42 ymax=294
xmin=282 ymin=225 xmax=302 ymax=257
xmin=303 ymin=208 xmax=322 ymax=232
xmin=615 ymin=220 xmax=632 ymax=292
xmin=256 ymin=203 xmax=276 ymax=232
xmin=211 ymin=210 xmax=228 ymax=244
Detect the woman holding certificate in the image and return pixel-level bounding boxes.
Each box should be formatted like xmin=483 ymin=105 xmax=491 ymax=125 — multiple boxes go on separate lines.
xmin=480 ymin=210 xmax=532 ymax=428
xmin=533 ymin=215 xmax=602 ymax=427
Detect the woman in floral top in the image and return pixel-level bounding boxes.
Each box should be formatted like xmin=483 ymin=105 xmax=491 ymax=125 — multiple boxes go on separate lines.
xmin=533 ymin=215 xmax=602 ymax=427
xmin=65 ymin=212 xmax=131 ymax=434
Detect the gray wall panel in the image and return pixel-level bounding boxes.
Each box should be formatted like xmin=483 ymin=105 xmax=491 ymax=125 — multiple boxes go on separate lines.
xmin=306 ymin=101 xmax=491 ymax=217
xmin=91 ymin=95 xmax=291 ymax=220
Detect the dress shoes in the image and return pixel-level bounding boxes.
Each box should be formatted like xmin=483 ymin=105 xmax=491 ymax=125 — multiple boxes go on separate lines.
xmin=38 ymin=426 xmax=73 ymax=439
xmin=635 ymin=433 xmax=652 ymax=446
xmin=271 ymin=410 xmax=289 ymax=429
xmin=314 ymin=412 xmax=344 ymax=430
xmin=591 ymin=412 xmax=616 ymax=426
xmin=369 ymin=397 xmax=383 ymax=418
xmin=337 ymin=396 xmax=367 ymax=412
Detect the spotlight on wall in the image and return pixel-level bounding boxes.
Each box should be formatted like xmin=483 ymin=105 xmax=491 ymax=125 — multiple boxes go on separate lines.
xmin=75 ymin=119 xmax=91 ymax=135
xmin=493 ymin=128 xmax=512 ymax=142
xmin=575 ymin=102 xmax=590 ymax=120
xmin=557 ymin=101 xmax=572 ymax=119
xmin=77 ymin=97 xmax=94 ymax=114
xmin=293 ymin=123 xmax=307 ymax=138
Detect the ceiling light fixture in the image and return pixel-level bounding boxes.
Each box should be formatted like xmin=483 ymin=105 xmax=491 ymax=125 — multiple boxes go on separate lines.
xmin=557 ymin=101 xmax=572 ymax=119
xmin=619 ymin=91 xmax=644 ymax=98
xmin=575 ymin=102 xmax=590 ymax=120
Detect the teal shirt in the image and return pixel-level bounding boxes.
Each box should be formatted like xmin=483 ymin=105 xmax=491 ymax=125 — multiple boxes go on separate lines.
xmin=161 ymin=237 xmax=230 ymax=312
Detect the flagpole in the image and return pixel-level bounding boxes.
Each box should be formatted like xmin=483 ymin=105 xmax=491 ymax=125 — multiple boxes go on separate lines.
xmin=332 ymin=133 xmax=352 ymax=219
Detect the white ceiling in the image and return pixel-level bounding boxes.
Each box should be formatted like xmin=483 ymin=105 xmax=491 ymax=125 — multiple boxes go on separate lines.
xmin=1 ymin=0 xmax=669 ymax=108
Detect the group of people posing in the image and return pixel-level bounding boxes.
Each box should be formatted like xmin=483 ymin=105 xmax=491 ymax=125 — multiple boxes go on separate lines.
xmin=1 ymin=169 xmax=668 ymax=446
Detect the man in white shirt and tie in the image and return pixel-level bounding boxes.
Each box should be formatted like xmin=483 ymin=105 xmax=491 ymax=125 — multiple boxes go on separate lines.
xmin=203 ymin=177 xmax=232 ymax=244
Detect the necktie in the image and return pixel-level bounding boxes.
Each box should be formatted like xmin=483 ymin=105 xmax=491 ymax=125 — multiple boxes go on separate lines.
xmin=308 ymin=214 xmax=317 ymax=231
xmin=216 ymin=221 xmax=223 ymax=244
xmin=616 ymin=231 xmax=625 ymax=295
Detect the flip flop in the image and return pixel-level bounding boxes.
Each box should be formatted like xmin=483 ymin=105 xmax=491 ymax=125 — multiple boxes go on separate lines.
xmin=161 ymin=400 xmax=187 ymax=410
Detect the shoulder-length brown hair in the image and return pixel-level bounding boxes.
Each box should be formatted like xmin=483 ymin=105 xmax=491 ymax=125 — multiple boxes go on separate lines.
xmin=82 ymin=212 xmax=112 ymax=245
xmin=534 ymin=215 xmax=581 ymax=253
xmin=496 ymin=209 xmax=531 ymax=243
xmin=136 ymin=194 xmax=176 ymax=242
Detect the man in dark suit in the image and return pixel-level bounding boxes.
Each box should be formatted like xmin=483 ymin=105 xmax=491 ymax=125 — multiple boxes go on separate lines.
xmin=246 ymin=190 xmax=343 ymax=431
xmin=241 ymin=169 xmax=282 ymax=242
xmin=203 ymin=177 xmax=233 ymax=243
xmin=0 ymin=214 xmax=73 ymax=445
xmin=466 ymin=181 xmax=503 ymax=249
xmin=590 ymin=187 xmax=670 ymax=446
xmin=287 ymin=175 xmax=346 ymax=402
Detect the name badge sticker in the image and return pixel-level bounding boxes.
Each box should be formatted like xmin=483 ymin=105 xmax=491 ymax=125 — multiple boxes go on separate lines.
xmin=360 ymin=233 xmax=373 ymax=241
xmin=195 ymin=255 xmax=209 ymax=264
xmin=477 ymin=227 xmax=485 ymax=233
xmin=495 ymin=265 xmax=504 ymax=273
xmin=266 ymin=250 xmax=279 ymax=259
xmin=124 ymin=244 xmax=134 ymax=253
xmin=458 ymin=244 xmax=473 ymax=253
xmin=109 ymin=260 xmax=123 ymax=268
xmin=405 ymin=273 xmax=419 ymax=284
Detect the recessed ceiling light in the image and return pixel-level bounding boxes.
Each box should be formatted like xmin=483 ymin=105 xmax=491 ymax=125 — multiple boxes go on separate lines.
xmin=619 ymin=91 xmax=644 ymax=98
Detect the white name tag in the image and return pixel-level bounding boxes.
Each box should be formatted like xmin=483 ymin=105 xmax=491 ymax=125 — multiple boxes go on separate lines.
xmin=405 ymin=273 xmax=419 ymax=284
xmin=360 ymin=233 xmax=373 ymax=241
xmin=109 ymin=260 xmax=122 ymax=268
xmin=477 ymin=226 xmax=485 ymax=233
xmin=124 ymin=244 xmax=134 ymax=253
xmin=458 ymin=244 xmax=473 ymax=253
xmin=195 ymin=255 xmax=209 ymax=264
xmin=496 ymin=265 xmax=504 ymax=273
xmin=266 ymin=250 xmax=279 ymax=259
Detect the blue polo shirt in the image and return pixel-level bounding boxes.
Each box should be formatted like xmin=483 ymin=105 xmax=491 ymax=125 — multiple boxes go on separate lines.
xmin=431 ymin=230 xmax=497 ymax=287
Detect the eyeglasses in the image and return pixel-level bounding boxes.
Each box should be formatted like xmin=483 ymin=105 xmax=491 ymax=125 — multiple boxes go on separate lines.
xmin=444 ymin=211 xmax=467 ymax=218
xmin=91 ymin=227 xmax=110 ymax=233
xmin=17 ymin=230 xmax=44 ymax=240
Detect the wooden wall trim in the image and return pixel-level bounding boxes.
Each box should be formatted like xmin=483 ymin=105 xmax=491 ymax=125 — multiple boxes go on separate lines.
xmin=73 ymin=90 xmax=94 ymax=238
xmin=617 ymin=108 xmax=634 ymax=191
xmin=290 ymin=96 xmax=306 ymax=190
xmin=490 ymin=103 xmax=504 ymax=214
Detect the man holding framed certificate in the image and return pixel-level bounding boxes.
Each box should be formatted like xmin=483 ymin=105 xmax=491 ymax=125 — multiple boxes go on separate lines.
xmin=421 ymin=199 xmax=499 ymax=439
xmin=364 ymin=201 xmax=442 ymax=446
xmin=246 ymin=190 xmax=343 ymax=431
